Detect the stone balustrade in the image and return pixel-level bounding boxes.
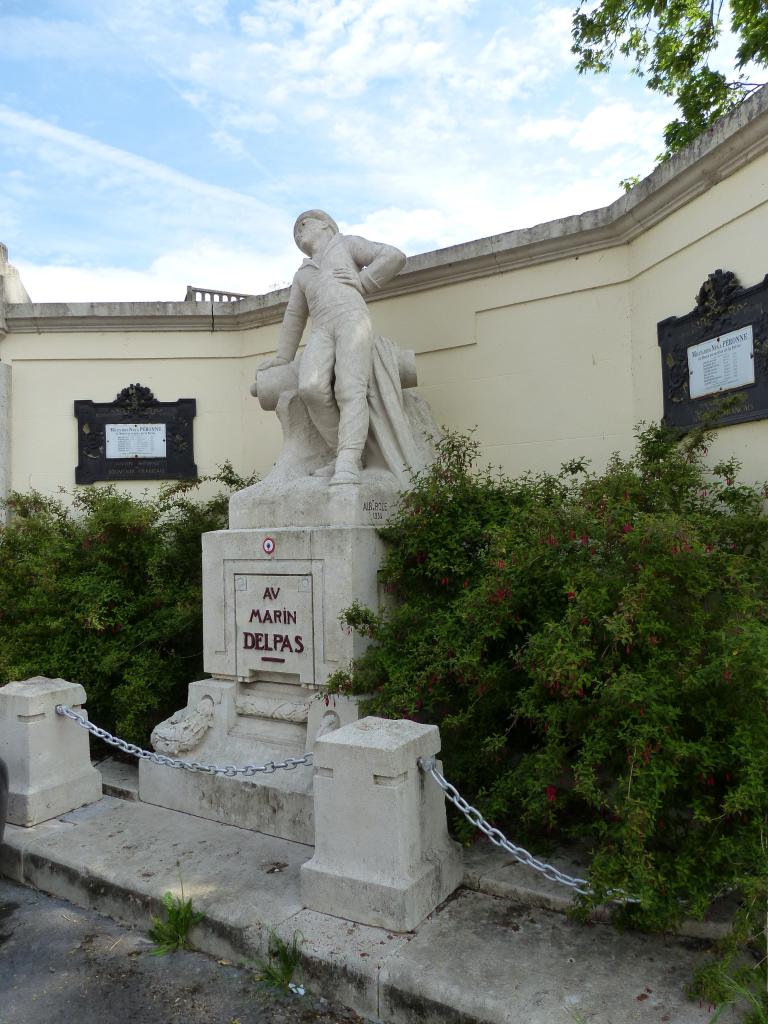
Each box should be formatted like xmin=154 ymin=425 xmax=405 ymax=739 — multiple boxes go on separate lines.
xmin=184 ymin=285 xmax=252 ymax=302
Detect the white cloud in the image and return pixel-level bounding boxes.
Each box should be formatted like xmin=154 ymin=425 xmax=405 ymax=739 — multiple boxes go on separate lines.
xmin=515 ymin=99 xmax=670 ymax=159
xmin=517 ymin=117 xmax=577 ymax=142
xmin=190 ymin=0 xmax=229 ymax=26
xmin=569 ymin=102 xmax=669 ymax=154
xmin=0 ymin=105 xmax=274 ymax=216
xmin=1 ymin=2 xmax=694 ymax=304
xmin=17 ymin=239 xmax=300 ymax=304
xmin=344 ymin=207 xmax=455 ymax=252
xmin=0 ymin=15 xmax=126 ymax=65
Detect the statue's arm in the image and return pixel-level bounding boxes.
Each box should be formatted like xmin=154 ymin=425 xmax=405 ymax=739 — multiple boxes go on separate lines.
xmin=345 ymin=236 xmax=406 ymax=295
xmin=258 ymin=275 xmax=308 ymax=370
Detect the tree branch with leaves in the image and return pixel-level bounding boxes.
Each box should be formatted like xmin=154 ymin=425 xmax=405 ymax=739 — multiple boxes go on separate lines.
xmin=572 ymin=0 xmax=767 ymax=159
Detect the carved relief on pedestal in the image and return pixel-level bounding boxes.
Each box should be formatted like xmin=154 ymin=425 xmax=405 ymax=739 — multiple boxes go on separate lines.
xmin=151 ymin=696 xmax=215 ymax=755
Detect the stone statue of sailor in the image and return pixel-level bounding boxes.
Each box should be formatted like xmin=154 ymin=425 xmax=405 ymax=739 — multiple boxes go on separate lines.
xmin=257 ymin=210 xmax=406 ymax=486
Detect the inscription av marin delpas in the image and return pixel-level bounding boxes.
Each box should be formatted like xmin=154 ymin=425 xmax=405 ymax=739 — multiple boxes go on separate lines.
xmin=234 ymin=574 xmax=313 ymax=680
xmin=658 ymin=270 xmax=768 ymax=430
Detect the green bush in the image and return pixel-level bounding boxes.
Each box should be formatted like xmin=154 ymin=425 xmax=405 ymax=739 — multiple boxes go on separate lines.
xmin=329 ymin=426 xmax=768 ymax=938
xmin=0 ymin=465 xmax=254 ymax=745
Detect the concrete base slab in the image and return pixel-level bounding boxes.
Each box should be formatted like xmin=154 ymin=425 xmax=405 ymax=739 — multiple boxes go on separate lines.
xmin=462 ymin=839 xmax=738 ymax=941
xmin=96 ymin=756 xmax=140 ymax=801
xmin=2 ymin=796 xmax=310 ymax=964
xmin=273 ymin=908 xmax=412 ymax=1017
xmin=0 ymin=794 xmax=732 ymax=1024
xmin=378 ymin=889 xmax=719 ymax=1024
xmin=139 ymin=753 xmax=314 ymax=844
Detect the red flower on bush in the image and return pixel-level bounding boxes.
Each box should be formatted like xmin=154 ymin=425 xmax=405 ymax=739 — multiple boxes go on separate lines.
xmin=546 ymin=785 xmax=557 ymax=803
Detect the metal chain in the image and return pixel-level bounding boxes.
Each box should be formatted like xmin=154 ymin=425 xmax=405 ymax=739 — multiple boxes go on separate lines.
xmin=55 ymin=704 xmax=313 ymax=776
xmin=418 ymin=757 xmax=639 ymax=904
xmin=56 ymin=704 xmax=633 ymax=902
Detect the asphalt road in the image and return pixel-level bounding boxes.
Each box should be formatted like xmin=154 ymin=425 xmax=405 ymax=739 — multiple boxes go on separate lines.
xmin=0 ymin=877 xmax=369 ymax=1024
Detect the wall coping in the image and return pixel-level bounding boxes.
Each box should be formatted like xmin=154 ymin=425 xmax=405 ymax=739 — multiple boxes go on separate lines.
xmin=4 ymin=85 xmax=768 ymax=336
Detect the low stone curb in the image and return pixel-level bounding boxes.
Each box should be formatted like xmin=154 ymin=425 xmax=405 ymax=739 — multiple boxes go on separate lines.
xmin=98 ymin=757 xmax=740 ymax=941
xmin=0 ymin=791 xmax=728 ymax=1024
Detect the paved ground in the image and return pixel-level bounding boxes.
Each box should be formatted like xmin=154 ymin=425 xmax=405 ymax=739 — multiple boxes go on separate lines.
xmin=0 ymin=877 xmax=369 ymax=1024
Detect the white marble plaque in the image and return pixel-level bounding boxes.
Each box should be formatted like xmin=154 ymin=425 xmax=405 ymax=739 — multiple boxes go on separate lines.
xmin=235 ymin=574 xmax=313 ymax=680
xmin=688 ymin=326 xmax=754 ymax=399
xmin=105 ymin=423 xmax=166 ymax=459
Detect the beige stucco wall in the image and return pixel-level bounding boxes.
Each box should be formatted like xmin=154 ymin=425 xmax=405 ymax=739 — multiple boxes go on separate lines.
xmin=402 ymin=248 xmax=635 ymax=478
xmin=2 ymin=86 xmax=767 ymax=499
xmin=628 ymin=151 xmax=768 ymax=483
xmin=0 ymin=325 xmax=267 ymax=497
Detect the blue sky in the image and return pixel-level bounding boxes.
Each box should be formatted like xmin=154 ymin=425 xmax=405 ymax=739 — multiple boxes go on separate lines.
xmin=0 ymin=0 xmax=684 ymax=303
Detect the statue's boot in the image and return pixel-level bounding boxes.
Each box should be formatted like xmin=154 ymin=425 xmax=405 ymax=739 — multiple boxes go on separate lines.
xmin=329 ymin=452 xmax=361 ymax=486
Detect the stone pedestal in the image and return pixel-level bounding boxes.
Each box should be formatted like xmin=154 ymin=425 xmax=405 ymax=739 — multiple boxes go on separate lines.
xmin=301 ymin=717 xmax=464 ymax=932
xmin=139 ymin=677 xmax=361 ymax=844
xmin=0 ymin=677 xmax=102 ymax=826
xmin=139 ymin=318 xmax=438 ymax=844
xmin=139 ymin=504 xmax=391 ymax=843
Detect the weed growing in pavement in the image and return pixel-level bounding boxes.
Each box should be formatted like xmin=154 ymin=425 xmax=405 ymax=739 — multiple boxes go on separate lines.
xmin=253 ymin=929 xmax=305 ymax=994
xmin=149 ymin=869 xmax=205 ymax=955
xmin=698 ymin=953 xmax=768 ymax=1022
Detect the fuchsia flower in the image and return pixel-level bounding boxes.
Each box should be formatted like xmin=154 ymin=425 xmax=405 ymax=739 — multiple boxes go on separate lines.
xmin=546 ymin=785 xmax=557 ymax=803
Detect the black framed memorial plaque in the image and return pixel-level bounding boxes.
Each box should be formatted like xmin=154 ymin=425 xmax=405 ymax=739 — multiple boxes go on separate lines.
xmin=658 ymin=270 xmax=768 ymax=431
xmin=74 ymin=383 xmax=197 ymax=484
